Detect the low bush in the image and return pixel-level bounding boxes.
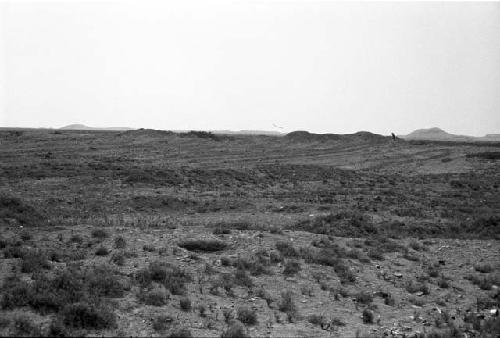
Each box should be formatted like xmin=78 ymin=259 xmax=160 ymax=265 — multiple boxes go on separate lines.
xmin=481 ymin=316 xmax=500 ymax=336
xmin=139 ymin=286 xmax=169 ymax=306
xmin=474 ymin=263 xmax=493 ymax=273
xmin=427 ymin=266 xmax=440 ymax=278
xmin=114 ymin=236 xmax=127 ymax=249
xmin=13 ymin=314 xmax=41 ymax=336
xmin=83 ymin=265 xmax=127 ymax=298
xmin=91 ymin=228 xmax=109 ymax=239
xmin=405 ymin=281 xmax=430 ymax=295
xmin=213 ymin=227 xmax=231 ymax=235
xmin=305 ymin=249 xmax=356 ymax=284
xmin=283 ymin=260 xmax=301 ymax=276
xmin=409 ymin=240 xmax=424 ymax=251
xmin=69 ymin=234 xmax=84 ymax=244
xmin=233 ymin=269 xmax=253 ymax=288
xmin=62 ymin=302 xmax=116 ymax=329
xmin=95 ymin=246 xmax=110 ymax=256
xmin=180 ymin=297 xmax=192 ymax=311
xmin=402 ymin=250 xmax=420 ymax=262
xmin=233 ymin=256 xmax=271 ymax=276
xmin=46 ymin=318 xmax=69 ymax=337
xmin=152 ymin=315 xmax=174 ymax=332
xmin=0 ymin=196 xmax=46 ymax=227
xmin=408 ymin=296 xmax=425 ymax=307
xmin=437 ymin=277 xmax=450 ymax=289
xmin=384 ymin=294 xmax=396 ymax=306
xmin=355 ymin=291 xmax=373 ymax=305
xmin=367 ymin=249 xmax=384 ymax=261
xmin=20 ymin=250 xmax=51 ymax=273
xmin=466 ymin=274 xmax=500 ymax=290
xmin=275 ymin=241 xmax=299 ymax=257
xmin=278 ymin=290 xmax=298 ymax=322
xmin=111 ymin=252 xmax=126 ymax=266
xmin=221 ymin=320 xmax=249 ymax=338
xmin=168 ymin=328 xmax=193 ymax=338
xmin=270 ymin=251 xmax=284 ymax=264
xmin=3 ymin=245 xmax=25 ymax=259
xmin=20 ymin=231 xmax=32 ymax=241
xmin=143 ymin=244 xmax=156 ymax=252
xmin=135 ymin=261 xmax=191 ymax=295
xmin=237 ymin=307 xmax=258 ymax=326
xmin=362 ymin=309 xmax=374 ymax=324
xmin=330 ymin=317 xmax=346 ymax=327
xmin=1 ymin=277 xmax=33 ymax=309
xmin=308 ymin=314 xmax=326 ymax=326
xmin=220 ymin=256 xmax=232 ymax=266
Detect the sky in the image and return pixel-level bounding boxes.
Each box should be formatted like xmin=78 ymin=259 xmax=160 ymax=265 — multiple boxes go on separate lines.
xmin=0 ymin=1 xmax=499 ymax=136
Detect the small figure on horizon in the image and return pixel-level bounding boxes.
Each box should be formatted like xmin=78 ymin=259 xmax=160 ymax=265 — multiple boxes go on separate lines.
xmin=391 ymin=133 xmax=396 ymax=141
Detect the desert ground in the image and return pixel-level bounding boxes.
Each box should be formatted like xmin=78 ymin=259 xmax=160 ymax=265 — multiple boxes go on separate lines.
xmin=0 ymin=128 xmax=499 ymax=337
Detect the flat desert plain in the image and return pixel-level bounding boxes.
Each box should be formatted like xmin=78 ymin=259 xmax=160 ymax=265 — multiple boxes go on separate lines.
xmin=0 ymin=129 xmax=499 ymax=337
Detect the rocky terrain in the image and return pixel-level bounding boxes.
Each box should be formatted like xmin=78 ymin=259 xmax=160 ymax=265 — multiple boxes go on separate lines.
xmin=0 ymin=128 xmax=499 ymax=337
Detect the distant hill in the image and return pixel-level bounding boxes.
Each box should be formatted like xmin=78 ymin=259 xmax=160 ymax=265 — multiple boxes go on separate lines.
xmin=400 ymin=127 xmax=500 ymax=142
xmin=59 ymin=124 xmax=134 ymax=131
xmin=481 ymin=134 xmax=500 ymax=142
xmin=285 ymin=130 xmax=391 ymax=143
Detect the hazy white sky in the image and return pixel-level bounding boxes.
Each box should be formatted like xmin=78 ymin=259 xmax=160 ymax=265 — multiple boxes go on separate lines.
xmin=0 ymin=1 xmax=499 ymax=135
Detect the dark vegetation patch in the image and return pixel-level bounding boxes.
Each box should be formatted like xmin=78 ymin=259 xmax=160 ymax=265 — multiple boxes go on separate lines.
xmin=293 ymin=211 xmax=377 ymax=237
xmin=0 ymin=196 xmax=46 ymax=227
xmin=466 ymin=151 xmax=500 ymax=160
xmin=123 ymin=168 xmax=184 ymax=185
xmin=210 ymin=221 xmax=253 ymax=233
xmin=294 ymin=212 xmax=500 ymax=239
xmin=466 ymin=274 xmax=500 ymax=291
xmin=178 ymin=240 xmax=227 ymax=252
xmin=131 ymin=195 xmax=196 ymax=211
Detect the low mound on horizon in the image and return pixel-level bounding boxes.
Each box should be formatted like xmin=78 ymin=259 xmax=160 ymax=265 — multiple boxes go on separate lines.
xmin=285 ymin=130 xmax=392 ymax=143
xmin=400 ymin=127 xmax=472 ymax=141
xmin=59 ymin=124 xmax=134 ymax=131
xmin=400 ymin=127 xmax=500 ymax=142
